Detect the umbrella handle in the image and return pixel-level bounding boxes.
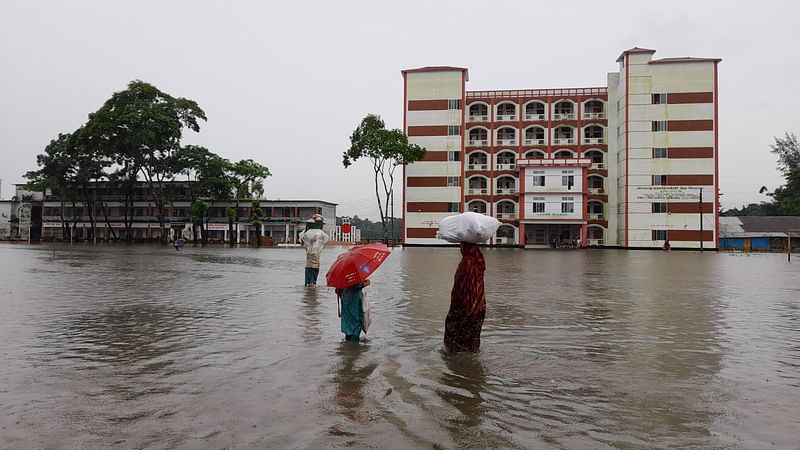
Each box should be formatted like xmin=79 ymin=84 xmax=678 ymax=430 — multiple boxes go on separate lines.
xmin=337 ymin=294 xmax=341 ymax=318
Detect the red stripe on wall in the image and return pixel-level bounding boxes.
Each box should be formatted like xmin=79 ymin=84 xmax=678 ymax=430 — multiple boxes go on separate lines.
xmin=667 ymin=92 xmax=714 ymax=104
xmin=667 ymin=120 xmax=714 ymax=132
xmin=407 ymin=176 xmax=448 ymax=187
xmin=668 ymin=202 xmax=714 ymax=213
xmin=666 ymin=175 xmax=714 ymax=186
xmin=668 ymin=147 xmax=714 ymax=158
xmin=668 ymin=230 xmax=714 ymax=241
xmin=406 ymin=228 xmax=438 ymax=238
xmin=407 ymin=125 xmax=449 ymax=136
xmin=408 ymin=99 xmax=449 ymax=111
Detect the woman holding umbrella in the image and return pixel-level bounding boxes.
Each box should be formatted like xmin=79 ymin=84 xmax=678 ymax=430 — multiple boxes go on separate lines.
xmin=327 ymin=243 xmax=390 ymax=342
xmin=336 ymin=280 xmax=370 ymax=341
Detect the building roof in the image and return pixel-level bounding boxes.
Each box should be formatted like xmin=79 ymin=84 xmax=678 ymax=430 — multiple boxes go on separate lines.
xmin=719 ymin=216 xmax=800 ymax=238
xmin=616 ymin=47 xmax=656 ymax=62
xmin=401 ymin=66 xmax=469 ymax=81
xmin=649 ymin=57 xmax=722 ymax=64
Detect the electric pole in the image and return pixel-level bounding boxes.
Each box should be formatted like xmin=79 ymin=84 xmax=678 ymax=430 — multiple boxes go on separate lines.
xmin=699 ymin=187 xmax=704 ymax=252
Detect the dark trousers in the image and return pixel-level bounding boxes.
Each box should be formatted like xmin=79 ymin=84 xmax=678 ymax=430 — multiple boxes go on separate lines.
xmin=304 ymin=267 xmax=319 ymax=286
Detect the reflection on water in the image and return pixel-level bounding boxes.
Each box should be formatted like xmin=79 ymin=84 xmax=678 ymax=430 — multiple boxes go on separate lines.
xmin=1 ymin=244 xmax=799 ymax=449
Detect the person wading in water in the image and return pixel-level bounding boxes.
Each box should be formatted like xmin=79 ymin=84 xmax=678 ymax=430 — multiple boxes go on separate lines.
xmin=443 ymin=242 xmax=487 ymax=352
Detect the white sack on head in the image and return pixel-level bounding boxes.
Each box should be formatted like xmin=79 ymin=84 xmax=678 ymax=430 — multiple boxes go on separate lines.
xmin=437 ymin=212 xmax=501 ymax=244
xmin=301 ymin=228 xmax=329 ymax=253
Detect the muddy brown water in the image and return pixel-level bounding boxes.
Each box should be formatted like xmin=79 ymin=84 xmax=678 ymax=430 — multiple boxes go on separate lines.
xmin=1 ymin=244 xmax=799 ymax=449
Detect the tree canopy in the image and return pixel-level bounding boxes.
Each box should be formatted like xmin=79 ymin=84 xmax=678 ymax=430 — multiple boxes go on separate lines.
xmin=343 ymin=114 xmax=426 ymax=242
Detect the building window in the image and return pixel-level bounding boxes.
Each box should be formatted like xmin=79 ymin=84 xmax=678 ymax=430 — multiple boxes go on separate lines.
xmin=447 ymin=176 xmax=460 ymax=187
xmin=531 ymin=200 xmax=545 ymax=213
xmin=652 ymin=175 xmax=668 ymax=186
xmin=531 ymin=176 xmax=545 ymax=187
xmin=652 ymin=230 xmax=668 ymax=241
xmin=448 ymin=202 xmax=460 ymax=212
xmin=561 ymin=201 xmax=574 ymax=214
xmin=652 ymin=121 xmax=667 ymax=132
xmin=447 ymin=151 xmax=460 ymax=161
xmin=447 ymin=125 xmax=461 ymax=136
xmin=652 ymin=202 xmax=668 ymax=213
xmin=448 ymin=99 xmax=462 ymax=110
xmin=653 ymin=148 xmax=667 ymax=159
xmin=652 ymin=94 xmax=667 ymax=104
xmin=562 ymin=175 xmax=575 ymax=189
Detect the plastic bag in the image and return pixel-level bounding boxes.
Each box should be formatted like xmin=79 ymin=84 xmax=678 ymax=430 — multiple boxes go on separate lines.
xmin=438 ymin=212 xmax=501 ymax=244
xmin=361 ymin=290 xmax=372 ymax=332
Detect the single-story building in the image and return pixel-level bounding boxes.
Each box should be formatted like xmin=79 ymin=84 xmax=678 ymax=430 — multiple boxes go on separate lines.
xmin=719 ymin=216 xmax=800 ymax=252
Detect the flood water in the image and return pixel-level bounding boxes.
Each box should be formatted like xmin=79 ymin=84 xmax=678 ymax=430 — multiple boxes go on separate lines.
xmin=1 ymin=244 xmax=799 ymax=449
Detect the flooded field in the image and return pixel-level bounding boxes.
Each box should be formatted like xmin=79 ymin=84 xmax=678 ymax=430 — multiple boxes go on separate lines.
xmin=1 ymin=244 xmax=799 ymax=449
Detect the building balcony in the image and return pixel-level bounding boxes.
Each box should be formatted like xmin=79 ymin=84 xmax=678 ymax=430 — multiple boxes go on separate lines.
xmin=496 ymin=212 xmax=518 ymax=220
xmin=524 ymin=138 xmax=545 ymax=145
xmin=583 ymin=137 xmax=605 ymax=145
xmin=495 ymin=163 xmax=516 ymax=171
xmin=496 ymin=138 xmax=517 ymax=145
xmin=467 ymin=187 xmax=489 ymax=195
xmin=525 ymin=113 xmax=546 ymax=121
xmin=496 ymin=114 xmax=517 ymax=122
xmin=495 ymin=187 xmax=517 ymax=195
xmin=588 ymin=213 xmax=605 ymax=220
xmin=553 ymin=138 xmax=575 ymax=145
xmin=467 ymin=163 xmax=488 ymax=171
xmin=467 ymin=115 xmax=489 ymax=122
xmin=583 ymin=112 xmax=606 ymax=120
xmin=588 ymin=187 xmax=605 ymax=195
xmin=468 ymin=139 xmax=489 ymax=146
xmin=553 ymin=113 xmax=576 ymax=120
xmin=590 ymin=162 xmax=605 ymax=169
xmin=588 ymin=238 xmax=604 ymax=246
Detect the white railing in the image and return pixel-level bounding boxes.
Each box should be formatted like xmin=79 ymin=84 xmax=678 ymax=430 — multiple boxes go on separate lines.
xmin=588 ymin=238 xmax=604 ymax=246
xmin=496 ymin=139 xmax=517 ymax=145
xmin=553 ymin=138 xmax=574 ymax=145
xmin=467 ymin=115 xmax=489 ymax=122
xmin=588 ymin=187 xmax=602 ymax=194
xmin=468 ymin=139 xmax=488 ymax=146
xmin=496 ymin=213 xmax=518 ymax=220
xmin=496 ymin=114 xmax=517 ymax=121
xmin=583 ymin=137 xmax=605 ymax=144
xmin=467 ymin=188 xmax=488 ymax=195
xmin=589 ymin=213 xmax=605 ymax=220
xmin=590 ymin=162 xmax=605 ymax=169
xmin=495 ymin=163 xmax=516 ymax=171
xmin=525 ymin=113 xmax=546 ymax=121
xmin=583 ymin=112 xmax=606 ymax=119
xmin=496 ymin=187 xmax=517 ymax=195
xmin=553 ymin=113 xmax=576 ymax=120
xmin=495 ymin=237 xmax=514 ymax=245
xmin=524 ymin=138 xmax=545 ymax=145
xmin=466 ymin=163 xmax=488 ymax=171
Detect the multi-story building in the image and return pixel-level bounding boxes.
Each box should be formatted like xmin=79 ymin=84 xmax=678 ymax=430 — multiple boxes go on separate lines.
xmin=401 ymin=47 xmax=720 ymax=249
xmin=26 ymin=181 xmax=336 ymax=244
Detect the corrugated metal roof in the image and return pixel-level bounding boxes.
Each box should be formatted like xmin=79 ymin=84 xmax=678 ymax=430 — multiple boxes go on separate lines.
xmin=719 ymin=216 xmax=800 ymax=238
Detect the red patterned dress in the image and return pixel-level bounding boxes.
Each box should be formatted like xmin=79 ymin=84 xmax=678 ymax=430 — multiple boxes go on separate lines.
xmin=444 ymin=242 xmax=486 ymax=352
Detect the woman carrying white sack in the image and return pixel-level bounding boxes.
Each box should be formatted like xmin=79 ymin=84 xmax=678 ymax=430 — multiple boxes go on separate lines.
xmin=437 ymin=212 xmax=500 ymax=352
xmin=299 ymin=214 xmax=329 ymax=287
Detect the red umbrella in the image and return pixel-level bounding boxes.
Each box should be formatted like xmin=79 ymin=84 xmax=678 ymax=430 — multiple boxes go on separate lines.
xmin=326 ymin=243 xmax=390 ymax=289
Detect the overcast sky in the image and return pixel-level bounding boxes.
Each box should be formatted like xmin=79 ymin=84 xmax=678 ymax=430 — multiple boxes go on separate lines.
xmin=1 ymin=0 xmax=798 ymax=219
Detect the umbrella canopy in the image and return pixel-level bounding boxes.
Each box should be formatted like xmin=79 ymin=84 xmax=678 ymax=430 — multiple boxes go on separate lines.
xmin=326 ymin=243 xmax=390 ymax=289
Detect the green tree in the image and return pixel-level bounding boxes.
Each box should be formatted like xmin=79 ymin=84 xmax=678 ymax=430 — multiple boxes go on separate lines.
xmin=767 ymin=133 xmax=800 ymax=215
xmin=226 ymin=159 xmax=270 ymax=247
xmin=81 ymin=80 xmax=206 ymax=244
xmin=343 ymin=114 xmax=426 ymax=242
xmin=191 ymin=198 xmax=209 ymax=243
xmin=250 ymin=202 xmax=263 ymax=247
xmin=24 ymin=133 xmax=77 ymax=241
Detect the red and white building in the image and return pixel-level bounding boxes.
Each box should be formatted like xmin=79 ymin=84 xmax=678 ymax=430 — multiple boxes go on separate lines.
xmin=401 ymin=47 xmax=720 ymax=249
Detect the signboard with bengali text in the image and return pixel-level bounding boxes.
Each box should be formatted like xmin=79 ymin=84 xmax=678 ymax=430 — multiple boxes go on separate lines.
xmin=633 ymin=186 xmax=701 ymax=201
